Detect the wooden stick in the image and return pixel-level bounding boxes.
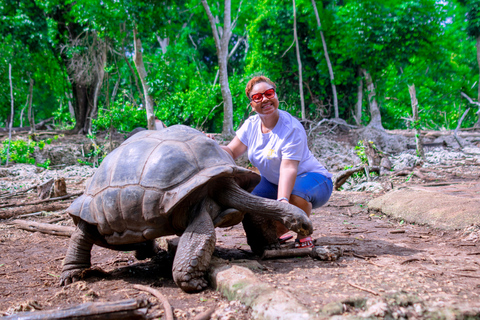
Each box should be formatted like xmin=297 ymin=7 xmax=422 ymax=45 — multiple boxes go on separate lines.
xmin=9 ymin=219 xmax=74 ymax=237
xmin=0 ymin=191 xmax=82 ymax=209
xmin=1 ymin=299 xmax=149 ymax=320
xmin=367 ymin=260 xmax=385 ymax=268
xmin=193 ymin=306 xmax=216 ymax=320
xmin=0 ymin=202 xmax=72 ymax=220
xmin=262 ymin=248 xmax=312 ymax=259
xmin=134 ymin=284 xmax=174 ymax=320
xmin=0 ymin=185 xmax=36 ymax=199
xmin=451 ymin=273 xmax=480 ymax=279
xmin=401 ymin=258 xmax=420 ymax=265
xmin=347 ymin=282 xmax=379 ymax=296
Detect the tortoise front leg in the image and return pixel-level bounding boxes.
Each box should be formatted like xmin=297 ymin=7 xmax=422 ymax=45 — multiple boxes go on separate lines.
xmin=172 ymin=203 xmax=216 ymax=293
xmin=60 ymin=220 xmax=96 ymax=285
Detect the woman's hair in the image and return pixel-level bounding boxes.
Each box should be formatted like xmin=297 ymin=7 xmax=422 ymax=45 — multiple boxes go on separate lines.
xmin=245 ymin=76 xmax=276 ymax=100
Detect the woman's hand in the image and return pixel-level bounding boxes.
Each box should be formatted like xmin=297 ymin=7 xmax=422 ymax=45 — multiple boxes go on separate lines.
xmin=202 ymin=132 xmax=216 ymax=140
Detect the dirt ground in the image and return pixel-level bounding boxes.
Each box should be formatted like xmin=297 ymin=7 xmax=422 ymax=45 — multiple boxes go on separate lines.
xmin=1 ymin=130 xmax=480 ymax=319
xmin=1 ymin=183 xmax=480 ymax=319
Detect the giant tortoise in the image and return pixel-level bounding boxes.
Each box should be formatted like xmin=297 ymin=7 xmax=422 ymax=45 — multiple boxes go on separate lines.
xmin=61 ymin=125 xmax=312 ymax=292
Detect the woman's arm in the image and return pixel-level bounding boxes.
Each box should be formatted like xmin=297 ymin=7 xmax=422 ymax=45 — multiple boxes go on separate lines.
xmin=221 ymin=136 xmax=248 ymax=160
xmin=277 ymin=159 xmax=300 ymax=202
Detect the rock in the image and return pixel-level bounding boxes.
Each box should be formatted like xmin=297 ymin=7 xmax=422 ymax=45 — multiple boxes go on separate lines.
xmin=368 ymin=185 xmax=480 ymax=229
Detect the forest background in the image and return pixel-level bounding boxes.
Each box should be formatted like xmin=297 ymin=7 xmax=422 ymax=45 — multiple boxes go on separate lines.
xmin=1 ymin=0 xmax=480 ymax=140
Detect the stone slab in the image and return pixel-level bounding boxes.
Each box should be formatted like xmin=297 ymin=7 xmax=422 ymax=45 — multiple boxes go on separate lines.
xmin=368 ymin=183 xmax=480 ymax=230
xmin=208 ymin=258 xmax=321 ymax=320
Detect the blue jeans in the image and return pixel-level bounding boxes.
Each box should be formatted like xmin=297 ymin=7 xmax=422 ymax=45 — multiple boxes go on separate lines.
xmin=251 ymin=172 xmax=333 ymax=209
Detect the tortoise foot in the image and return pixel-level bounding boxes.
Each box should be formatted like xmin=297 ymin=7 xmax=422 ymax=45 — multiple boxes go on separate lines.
xmin=60 ymin=269 xmax=84 ymax=286
xmin=60 ymin=267 xmax=107 ymax=286
xmin=176 ymin=275 xmax=208 ymax=293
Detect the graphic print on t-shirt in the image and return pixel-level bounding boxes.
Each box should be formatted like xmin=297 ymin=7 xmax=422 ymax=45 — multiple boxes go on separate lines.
xmin=264 ymin=148 xmax=276 ymax=160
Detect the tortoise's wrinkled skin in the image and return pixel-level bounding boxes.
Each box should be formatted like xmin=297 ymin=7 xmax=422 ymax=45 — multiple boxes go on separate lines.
xmin=61 ymin=125 xmax=312 ymax=293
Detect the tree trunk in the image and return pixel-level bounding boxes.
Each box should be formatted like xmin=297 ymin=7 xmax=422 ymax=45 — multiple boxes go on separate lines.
xmin=86 ymin=40 xmax=107 ymax=134
xmin=408 ymin=84 xmax=424 ymax=158
xmin=293 ymin=0 xmax=306 ymax=120
xmin=311 ymin=0 xmax=338 ymax=119
xmin=7 ymin=64 xmax=14 ymax=166
xmin=476 ymin=35 xmax=480 ymax=127
xmin=28 ymin=78 xmax=35 ymax=133
xmin=71 ymin=84 xmax=94 ymax=134
xmin=122 ymin=24 xmax=145 ymax=107
xmin=477 ymin=35 xmax=480 ymax=102
xmin=65 ymin=92 xmax=75 ymax=119
xmin=156 ymin=33 xmax=169 ymax=55
xmin=213 ymin=36 xmax=245 ymax=86
xmin=133 ymin=26 xmax=156 ymax=130
xmin=202 ymin=0 xmax=235 ymax=137
xmin=362 ymin=69 xmax=383 ymax=130
xmin=355 ymin=68 xmax=363 ymax=126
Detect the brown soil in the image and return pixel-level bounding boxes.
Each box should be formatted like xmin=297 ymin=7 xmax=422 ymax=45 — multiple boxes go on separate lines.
xmin=1 ymin=182 xmax=480 ymax=319
xmin=1 ymin=131 xmax=480 ymax=318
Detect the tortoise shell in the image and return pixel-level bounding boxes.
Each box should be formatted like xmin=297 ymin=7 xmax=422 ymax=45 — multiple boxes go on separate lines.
xmin=67 ymin=125 xmax=259 ymax=244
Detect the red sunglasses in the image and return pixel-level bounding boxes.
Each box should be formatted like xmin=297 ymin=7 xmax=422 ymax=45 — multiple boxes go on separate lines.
xmin=251 ymin=88 xmax=275 ymax=103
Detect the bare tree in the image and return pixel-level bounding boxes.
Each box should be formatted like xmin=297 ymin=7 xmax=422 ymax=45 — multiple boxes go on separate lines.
xmin=293 ymin=0 xmax=306 ymax=120
xmin=213 ymin=35 xmax=246 ymax=86
xmin=28 ymin=78 xmax=35 ymax=133
xmin=133 ymin=26 xmax=156 ymax=130
xmin=362 ymin=69 xmax=384 ymax=130
xmin=461 ymin=91 xmax=480 ymax=128
xmin=7 ymin=64 xmax=14 ymax=166
xmin=88 ymin=40 xmax=107 ymax=134
xmin=311 ymin=0 xmax=338 ymax=119
xmin=408 ymin=84 xmax=424 ymax=158
xmin=202 ymin=0 xmax=236 ymax=137
xmin=62 ymin=32 xmax=108 ymax=134
xmin=477 ymin=36 xmax=480 ymax=103
xmin=121 ymin=23 xmax=145 ymax=107
xmin=354 ymin=68 xmax=363 ymax=126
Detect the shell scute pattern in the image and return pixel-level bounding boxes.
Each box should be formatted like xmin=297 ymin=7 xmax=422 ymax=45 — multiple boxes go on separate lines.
xmin=109 ymin=139 xmax=160 ymax=188
xmin=139 ymin=140 xmax=198 ymax=190
xmin=102 ymin=188 xmax=124 ymax=233
xmin=67 ymin=125 xmax=257 ymax=245
xmin=119 ymin=185 xmax=146 ymax=230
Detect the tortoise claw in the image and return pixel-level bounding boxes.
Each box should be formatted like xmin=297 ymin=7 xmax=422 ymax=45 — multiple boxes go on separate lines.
xmin=178 ymin=278 xmax=208 ymax=293
xmin=60 ymin=269 xmax=83 ymax=286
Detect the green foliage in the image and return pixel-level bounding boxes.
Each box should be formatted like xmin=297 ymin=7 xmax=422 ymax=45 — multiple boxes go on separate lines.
xmin=93 ymin=98 xmax=147 ymax=133
xmin=0 ymin=137 xmax=47 ymax=165
xmin=1 ymin=0 xmax=480 ymax=134
xmin=37 ymin=159 xmax=51 ymax=169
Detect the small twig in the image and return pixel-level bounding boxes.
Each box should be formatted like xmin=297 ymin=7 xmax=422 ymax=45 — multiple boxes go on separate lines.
xmin=451 ymin=273 xmax=480 ymax=279
xmin=347 ymin=282 xmax=379 ymax=296
xmin=389 ymin=230 xmax=406 ymax=234
xmin=15 ymin=211 xmax=45 ymax=219
xmin=193 ymin=306 xmax=216 ymax=320
xmin=134 ymin=284 xmax=174 ymax=320
xmin=0 ymin=192 xmax=83 ymax=209
xmin=401 ymin=258 xmax=420 ymax=265
xmin=0 ymin=185 xmax=36 ymax=199
xmin=367 ymin=260 xmax=384 ymax=268
xmin=352 ymin=253 xmax=366 ymax=260
xmin=428 ymin=256 xmax=437 ymax=265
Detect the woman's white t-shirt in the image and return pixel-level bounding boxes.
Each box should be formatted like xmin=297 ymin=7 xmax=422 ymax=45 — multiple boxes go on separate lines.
xmin=236 ymin=110 xmax=332 ymax=185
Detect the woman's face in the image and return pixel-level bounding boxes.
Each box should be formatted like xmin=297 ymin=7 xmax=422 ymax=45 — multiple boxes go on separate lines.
xmin=249 ymin=82 xmax=279 ymax=116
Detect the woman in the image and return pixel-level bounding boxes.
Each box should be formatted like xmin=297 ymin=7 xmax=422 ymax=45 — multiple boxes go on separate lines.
xmin=221 ymin=76 xmax=333 ymax=248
